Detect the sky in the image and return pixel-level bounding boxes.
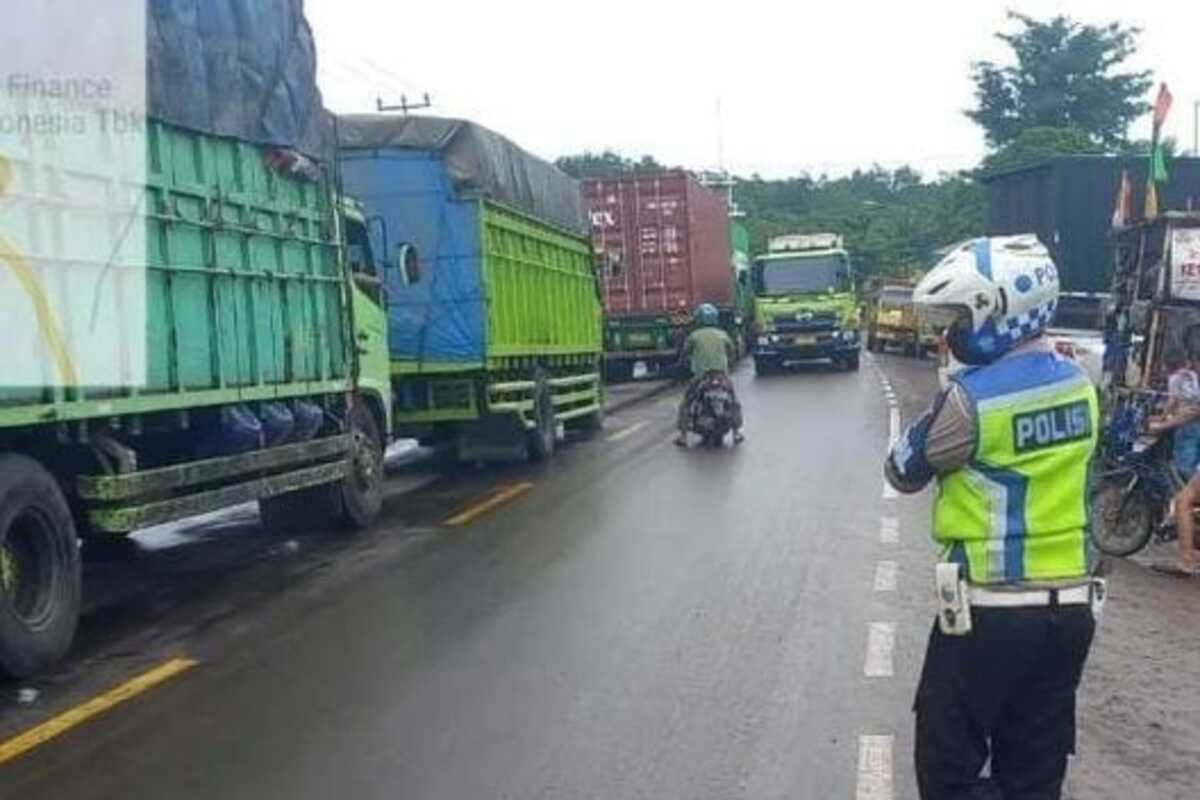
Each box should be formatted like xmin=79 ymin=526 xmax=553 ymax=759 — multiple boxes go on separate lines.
xmin=307 ymin=0 xmax=1193 ymax=180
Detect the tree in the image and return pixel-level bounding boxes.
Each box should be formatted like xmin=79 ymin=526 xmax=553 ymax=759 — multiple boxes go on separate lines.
xmin=967 ymin=12 xmax=1152 ymax=150
xmin=979 ymin=126 xmax=1102 ymax=175
xmin=554 ymin=150 xmax=666 ymax=179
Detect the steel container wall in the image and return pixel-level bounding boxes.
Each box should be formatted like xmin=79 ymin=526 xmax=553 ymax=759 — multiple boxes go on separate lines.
xmin=583 ymin=172 xmax=734 ymax=318
xmin=983 ymin=155 xmax=1200 ymax=292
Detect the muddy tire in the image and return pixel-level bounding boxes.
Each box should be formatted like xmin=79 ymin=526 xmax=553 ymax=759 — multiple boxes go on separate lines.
xmin=0 ymin=454 xmax=81 ymax=678
xmin=1090 ymin=475 xmax=1157 ymax=557
xmin=336 ymin=402 xmax=385 ymax=531
xmin=527 ymin=373 xmax=557 ymax=463
xmin=754 ymin=356 xmax=779 ymax=376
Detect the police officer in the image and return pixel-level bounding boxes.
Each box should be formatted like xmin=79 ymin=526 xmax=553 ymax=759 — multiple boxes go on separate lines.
xmin=885 ymin=235 xmax=1102 ymax=800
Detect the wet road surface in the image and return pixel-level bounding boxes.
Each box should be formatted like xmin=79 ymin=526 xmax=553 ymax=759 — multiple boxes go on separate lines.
xmin=3 ymin=355 xmax=1194 ymax=799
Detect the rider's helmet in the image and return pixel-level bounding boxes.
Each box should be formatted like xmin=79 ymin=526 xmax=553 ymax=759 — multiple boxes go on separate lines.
xmin=912 ymin=234 xmax=1059 ymax=366
xmin=695 ymin=303 xmax=720 ymax=327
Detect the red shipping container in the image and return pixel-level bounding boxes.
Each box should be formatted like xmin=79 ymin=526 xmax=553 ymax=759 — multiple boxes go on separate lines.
xmin=583 ymin=172 xmax=734 ymax=318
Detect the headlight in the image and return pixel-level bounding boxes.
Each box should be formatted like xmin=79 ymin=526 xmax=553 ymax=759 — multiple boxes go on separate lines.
xmin=841 ymin=329 xmax=858 ymax=342
xmin=757 ymin=336 xmax=770 ymax=346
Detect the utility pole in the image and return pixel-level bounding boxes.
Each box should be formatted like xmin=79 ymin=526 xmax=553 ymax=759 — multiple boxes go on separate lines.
xmin=376 ymin=93 xmax=433 ymax=115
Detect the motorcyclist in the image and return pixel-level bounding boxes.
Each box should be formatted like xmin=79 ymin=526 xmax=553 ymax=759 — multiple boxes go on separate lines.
xmin=674 ymin=303 xmax=744 ymax=447
xmin=885 ymin=235 xmax=1101 ymax=799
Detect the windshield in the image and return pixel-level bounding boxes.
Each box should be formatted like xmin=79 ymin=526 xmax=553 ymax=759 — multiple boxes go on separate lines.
xmin=1051 ymin=295 xmax=1105 ymax=332
xmin=754 ymin=255 xmax=850 ymax=295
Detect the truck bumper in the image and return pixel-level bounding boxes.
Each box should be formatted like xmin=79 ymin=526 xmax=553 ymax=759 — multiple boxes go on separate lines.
xmin=753 ymin=334 xmax=860 ymax=362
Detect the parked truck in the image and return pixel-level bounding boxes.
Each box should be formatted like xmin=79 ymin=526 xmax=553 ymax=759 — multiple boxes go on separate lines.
xmin=750 ymin=233 xmax=861 ymax=373
xmin=865 ymin=279 xmax=937 ymax=357
xmin=0 ymin=3 xmax=389 ymax=676
xmin=337 ymin=115 xmax=604 ymax=462
xmin=583 ymin=172 xmax=736 ymax=382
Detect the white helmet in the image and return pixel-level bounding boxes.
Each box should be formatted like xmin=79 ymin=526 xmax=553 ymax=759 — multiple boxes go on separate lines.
xmin=913 ymin=235 xmax=1059 ymax=365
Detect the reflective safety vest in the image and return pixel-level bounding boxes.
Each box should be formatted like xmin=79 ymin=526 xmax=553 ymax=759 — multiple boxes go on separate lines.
xmin=934 ymin=350 xmax=1099 ymax=585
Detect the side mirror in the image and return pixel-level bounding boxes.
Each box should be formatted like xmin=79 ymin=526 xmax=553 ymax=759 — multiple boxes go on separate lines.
xmin=395 ymin=243 xmax=420 ymax=286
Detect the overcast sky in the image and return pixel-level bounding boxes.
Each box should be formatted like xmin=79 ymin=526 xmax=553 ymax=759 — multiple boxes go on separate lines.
xmin=308 ymin=0 xmax=1192 ymax=179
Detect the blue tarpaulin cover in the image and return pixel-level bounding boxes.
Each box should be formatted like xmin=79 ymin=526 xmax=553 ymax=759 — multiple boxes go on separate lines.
xmin=147 ymin=0 xmax=332 ymax=159
xmin=338 ymin=115 xmax=586 ymax=366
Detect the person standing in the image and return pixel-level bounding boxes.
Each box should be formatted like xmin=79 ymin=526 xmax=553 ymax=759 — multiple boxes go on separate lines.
xmin=1148 ymin=342 xmax=1200 ymax=576
xmin=885 ymin=235 xmax=1103 ymax=799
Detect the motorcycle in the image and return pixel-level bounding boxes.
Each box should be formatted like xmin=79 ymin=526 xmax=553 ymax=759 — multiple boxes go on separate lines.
xmin=687 ymin=371 xmax=739 ymax=448
xmin=1090 ymin=431 xmax=1183 ymax=557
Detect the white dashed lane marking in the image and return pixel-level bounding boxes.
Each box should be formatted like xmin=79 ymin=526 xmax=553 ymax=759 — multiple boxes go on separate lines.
xmin=864 ymin=622 xmax=896 ymax=678
xmin=874 ymin=560 xmax=898 ymax=592
xmin=880 ymin=517 xmax=899 ymax=544
xmin=855 ymin=735 xmax=895 ymax=800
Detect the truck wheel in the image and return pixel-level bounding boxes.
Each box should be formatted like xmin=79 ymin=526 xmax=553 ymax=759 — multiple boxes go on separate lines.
xmin=527 ymin=373 xmax=556 ymax=463
xmin=753 ymin=356 xmax=776 ymax=376
xmin=0 ymin=454 xmax=81 ymax=678
xmin=844 ymin=351 xmax=861 ymax=371
xmin=337 ymin=402 xmax=385 ymax=531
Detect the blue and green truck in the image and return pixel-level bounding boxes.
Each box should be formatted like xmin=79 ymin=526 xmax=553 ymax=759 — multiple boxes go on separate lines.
xmin=336 ymin=115 xmax=604 ymax=462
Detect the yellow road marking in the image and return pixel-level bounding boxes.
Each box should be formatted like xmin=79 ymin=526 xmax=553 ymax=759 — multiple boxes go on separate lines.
xmin=0 ymin=657 xmax=197 ymax=765
xmin=443 ymin=482 xmax=534 ymax=527
xmin=0 ymin=155 xmax=79 ymax=386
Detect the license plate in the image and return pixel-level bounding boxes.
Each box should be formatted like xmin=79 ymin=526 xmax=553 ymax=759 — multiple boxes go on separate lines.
xmin=794 ymin=334 xmax=817 ymax=345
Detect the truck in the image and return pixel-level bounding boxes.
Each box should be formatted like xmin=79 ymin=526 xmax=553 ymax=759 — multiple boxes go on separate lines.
xmin=582 ymin=172 xmax=736 ymax=382
xmin=336 ymin=115 xmax=604 ymax=462
xmin=750 ymin=233 xmax=861 ymax=373
xmin=981 ymin=155 xmax=1200 ymax=292
xmin=0 ymin=6 xmax=390 ymax=675
xmin=865 ymin=279 xmax=937 ymax=357
xmin=730 ymin=220 xmax=755 ymax=354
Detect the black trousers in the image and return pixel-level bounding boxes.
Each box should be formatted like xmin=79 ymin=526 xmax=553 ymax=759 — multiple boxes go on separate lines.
xmin=914 ymin=603 xmax=1095 ymax=800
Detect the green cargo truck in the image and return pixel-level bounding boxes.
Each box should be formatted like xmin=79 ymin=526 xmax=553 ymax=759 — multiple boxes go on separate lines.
xmin=337 ymin=116 xmax=603 ymax=462
xmin=0 ymin=121 xmax=390 ymax=676
xmin=751 ymin=233 xmax=862 ymax=373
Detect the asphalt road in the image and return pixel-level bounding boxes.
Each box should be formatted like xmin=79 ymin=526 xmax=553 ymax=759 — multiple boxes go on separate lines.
xmin=4 ymin=354 xmax=1193 ymax=799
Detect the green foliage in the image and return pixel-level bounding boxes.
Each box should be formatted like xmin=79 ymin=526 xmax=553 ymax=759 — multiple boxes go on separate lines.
xmin=736 ymin=168 xmax=985 ymax=276
xmin=555 ymin=150 xmax=668 ymax=179
xmin=967 ymin=12 xmax=1151 ymax=149
xmin=979 ymin=126 xmax=1102 ymax=175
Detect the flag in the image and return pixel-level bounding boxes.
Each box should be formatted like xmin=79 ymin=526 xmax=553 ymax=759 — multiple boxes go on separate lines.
xmin=1152 ymin=141 xmax=1170 ymax=183
xmin=1153 ymin=83 xmax=1174 ymax=131
xmin=1112 ymin=169 xmax=1132 ymax=228
xmin=1145 ymin=82 xmax=1173 ymax=219
xmin=1146 ymin=180 xmax=1160 ymax=220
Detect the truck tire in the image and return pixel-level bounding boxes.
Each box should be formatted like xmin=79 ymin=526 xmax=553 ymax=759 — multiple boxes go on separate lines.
xmin=527 ymin=373 xmax=557 ymax=463
xmin=754 ymin=356 xmax=778 ymax=376
xmin=336 ymin=402 xmax=385 ymax=531
xmin=0 ymin=454 xmax=81 ymax=678
xmin=843 ymin=351 xmax=861 ymax=371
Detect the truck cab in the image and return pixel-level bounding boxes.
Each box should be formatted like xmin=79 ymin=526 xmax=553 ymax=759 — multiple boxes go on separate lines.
xmin=750 ymin=233 xmax=861 ymax=373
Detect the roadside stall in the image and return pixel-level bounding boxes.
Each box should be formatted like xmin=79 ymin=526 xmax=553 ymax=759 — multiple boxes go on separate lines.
xmin=1092 ymin=213 xmax=1200 ymax=556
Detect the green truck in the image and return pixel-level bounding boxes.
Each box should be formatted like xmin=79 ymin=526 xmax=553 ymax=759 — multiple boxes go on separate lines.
xmin=750 ymin=233 xmax=862 ymax=373
xmin=336 ymin=115 xmax=604 ymax=462
xmin=0 ymin=121 xmax=391 ymax=677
